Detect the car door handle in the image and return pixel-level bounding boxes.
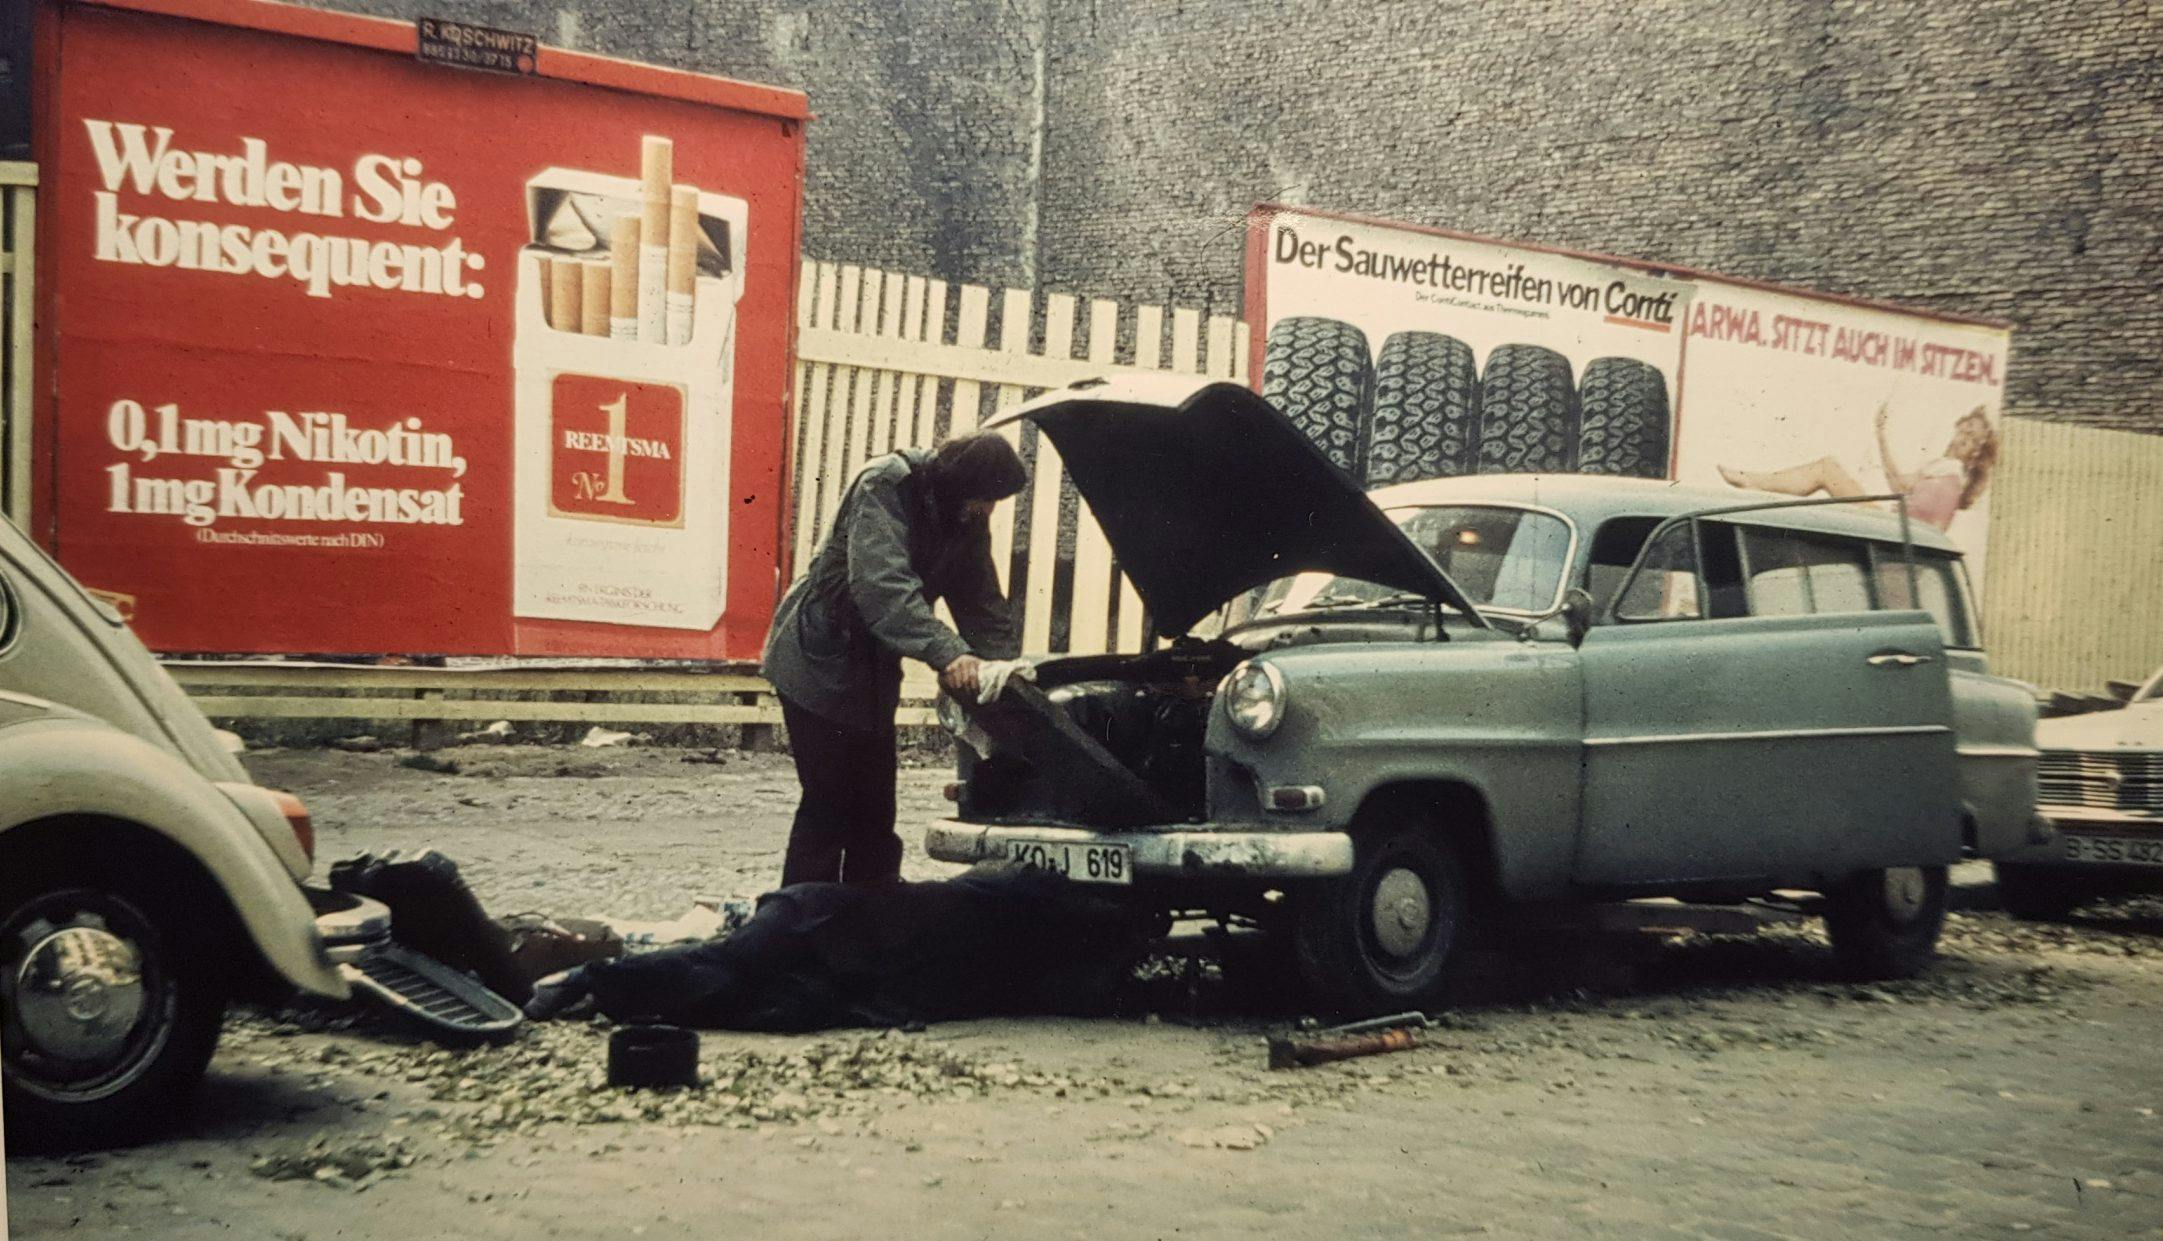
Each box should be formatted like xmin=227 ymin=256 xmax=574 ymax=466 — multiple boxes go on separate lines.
xmin=1866 ymin=650 xmax=1934 ymax=668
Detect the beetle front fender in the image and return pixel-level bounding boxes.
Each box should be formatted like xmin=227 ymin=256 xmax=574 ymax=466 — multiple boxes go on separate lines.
xmin=0 ymin=718 xmax=346 ymax=1000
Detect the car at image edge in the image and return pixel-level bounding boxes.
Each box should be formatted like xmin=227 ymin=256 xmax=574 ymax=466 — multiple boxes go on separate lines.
xmin=0 ymin=516 xmax=387 ymax=1152
xmin=1994 ymin=664 xmax=2163 ymax=917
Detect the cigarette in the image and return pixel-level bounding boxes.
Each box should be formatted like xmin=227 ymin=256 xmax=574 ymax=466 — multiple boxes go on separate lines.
xmin=667 ymin=184 xmax=698 ymax=345
xmin=610 ymin=216 xmax=641 ymax=341
xmin=548 ymin=255 xmax=582 ymax=335
xmin=536 ymin=251 xmax=553 ymax=326
xmin=638 ymin=135 xmax=672 ymax=343
xmin=581 ymin=256 xmax=611 ymax=336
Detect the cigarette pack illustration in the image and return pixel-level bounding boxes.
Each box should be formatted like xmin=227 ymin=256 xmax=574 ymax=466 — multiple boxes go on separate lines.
xmin=513 ymin=136 xmax=749 ymax=631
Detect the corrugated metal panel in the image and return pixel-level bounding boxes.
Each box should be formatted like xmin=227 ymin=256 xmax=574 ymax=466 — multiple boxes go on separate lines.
xmin=1984 ymin=417 xmax=2163 ymax=691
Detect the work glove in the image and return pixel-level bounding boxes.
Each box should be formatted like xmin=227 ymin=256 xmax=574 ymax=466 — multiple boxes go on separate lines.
xmin=977 ymin=658 xmax=1037 ymax=703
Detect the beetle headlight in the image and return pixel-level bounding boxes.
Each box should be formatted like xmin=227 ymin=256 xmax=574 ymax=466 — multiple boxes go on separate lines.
xmin=1223 ymin=660 xmax=1287 ymax=740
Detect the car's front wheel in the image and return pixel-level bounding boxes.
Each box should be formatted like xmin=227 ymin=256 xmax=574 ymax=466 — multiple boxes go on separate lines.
xmin=1821 ymin=864 xmax=1949 ymax=980
xmin=1291 ymin=823 xmax=1468 ymax=1016
xmin=2 ymin=855 xmax=227 ymax=1152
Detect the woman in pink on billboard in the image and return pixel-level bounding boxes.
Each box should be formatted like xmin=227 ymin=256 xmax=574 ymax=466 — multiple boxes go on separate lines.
xmin=1717 ymin=404 xmax=2000 ymax=532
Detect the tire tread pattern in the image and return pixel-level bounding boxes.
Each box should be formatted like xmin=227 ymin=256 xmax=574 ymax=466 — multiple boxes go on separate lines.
xmin=1367 ymin=331 xmax=1480 ymax=486
xmin=1477 ymin=344 xmax=1580 ymax=473
xmin=1577 ymin=356 xmax=1672 ymax=479
xmin=1261 ymin=316 xmax=1372 ymax=478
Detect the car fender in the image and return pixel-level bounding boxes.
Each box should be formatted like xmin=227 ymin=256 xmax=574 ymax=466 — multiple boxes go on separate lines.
xmin=1950 ymin=667 xmax=2044 ymax=856
xmin=1208 ymin=639 xmax=1583 ymax=899
xmin=0 ymin=715 xmax=347 ymax=999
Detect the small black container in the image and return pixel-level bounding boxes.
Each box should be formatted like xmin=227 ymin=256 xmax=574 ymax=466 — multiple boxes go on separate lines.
xmin=608 ymin=1024 xmax=700 ymax=1089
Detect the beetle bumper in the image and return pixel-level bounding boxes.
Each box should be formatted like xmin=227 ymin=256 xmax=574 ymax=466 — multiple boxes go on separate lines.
xmin=306 ymin=887 xmax=393 ymax=966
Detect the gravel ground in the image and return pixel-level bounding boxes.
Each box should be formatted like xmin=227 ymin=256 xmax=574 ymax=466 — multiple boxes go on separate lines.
xmin=7 ymin=742 xmax=2162 ymax=1240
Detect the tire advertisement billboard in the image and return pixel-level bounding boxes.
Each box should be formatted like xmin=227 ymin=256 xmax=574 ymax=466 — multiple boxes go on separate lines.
xmin=1245 ymin=205 xmax=2011 ymax=579
xmin=30 ymin=0 xmax=807 ymax=658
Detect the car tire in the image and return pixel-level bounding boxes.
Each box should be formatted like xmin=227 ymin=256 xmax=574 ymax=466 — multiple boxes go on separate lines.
xmin=1 ymin=852 xmax=227 ymax=1153
xmin=1261 ymin=316 xmax=1372 ymax=478
xmin=1576 ymin=357 xmax=1671 ymax=479
xmin=1291 ymin=822 xmax=1467 ymax=1016
xmin=1993 ymin=863 xmax=2084 ymax=921
xmin=1476 ymin=344 xmax=1579 ymax=473
xmin=1366 ymin=332 xmax=1481 ymax=486
xmin=1821 ymin=865 xmax=1949 ymax=981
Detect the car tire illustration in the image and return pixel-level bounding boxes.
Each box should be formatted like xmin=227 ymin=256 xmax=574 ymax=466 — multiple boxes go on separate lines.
xmin=1261 ymin=316 xmax=1372 ymax=478
xmin=1291 ymin=819 xmax=1466 ymax=1016
xmin=1365 ymin=332 xmax=1481 ymax=486
xmin=1991 ymin=863 xmax=2084 ymax=921
xmin=1476 ymin=343 xmax=1580 ymax=473
xmin=1577 ymin=357 xmax=1672 ymax=479
xmin=1 ymin=848 xmax=227 ymax=1152
xmin=1822 ymin=864 xmax=1948 ymax=980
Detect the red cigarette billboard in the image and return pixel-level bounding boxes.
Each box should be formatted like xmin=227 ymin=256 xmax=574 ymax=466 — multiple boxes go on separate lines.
xmin=31 ymin=0 xmax=807 ymax=659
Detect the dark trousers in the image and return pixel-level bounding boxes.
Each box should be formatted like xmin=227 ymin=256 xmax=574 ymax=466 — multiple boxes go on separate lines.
xmin=778 ymin=695 xmax=902 ymax=887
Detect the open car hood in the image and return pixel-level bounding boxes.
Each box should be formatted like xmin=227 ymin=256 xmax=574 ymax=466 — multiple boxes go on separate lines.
xmin=989 ymin=378 xmax=1486 ymax=634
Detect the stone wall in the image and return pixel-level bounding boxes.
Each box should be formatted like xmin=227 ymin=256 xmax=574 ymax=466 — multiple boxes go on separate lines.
xmin=313 ymin=0 xmax=1049 ymax=285
xmin=303 ymin=0 xmax=2159 ymax=429
xmin=1032 ymin=0 xmax=2159 ymax=430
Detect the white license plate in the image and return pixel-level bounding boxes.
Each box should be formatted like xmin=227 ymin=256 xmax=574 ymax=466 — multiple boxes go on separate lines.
xmin=2062 ymin=834 xmax=2163 ymax=867
xmin=1004 ymin=839 xmax=1133 ymax=885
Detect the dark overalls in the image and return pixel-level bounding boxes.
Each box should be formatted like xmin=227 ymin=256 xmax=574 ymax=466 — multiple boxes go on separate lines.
xmin=760 ymin=449 xmax=1016 ymax=885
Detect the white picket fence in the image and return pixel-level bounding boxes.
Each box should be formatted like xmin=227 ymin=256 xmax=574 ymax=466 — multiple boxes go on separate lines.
xmin=788 ymin=260 xmax=1249 ymax=683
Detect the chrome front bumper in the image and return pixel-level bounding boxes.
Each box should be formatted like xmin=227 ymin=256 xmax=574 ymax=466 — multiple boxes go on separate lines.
xmin=926 ymin=819 xmax=1354 ymax=879
xmin=306 ymin=887 xmax=394 ymax=965
xmin=1997 ymin=807 xmax=2157 ymax=867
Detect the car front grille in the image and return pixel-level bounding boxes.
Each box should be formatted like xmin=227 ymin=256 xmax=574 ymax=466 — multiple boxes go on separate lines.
xmin=2037 ymin=750 xmax=2163 ymax=815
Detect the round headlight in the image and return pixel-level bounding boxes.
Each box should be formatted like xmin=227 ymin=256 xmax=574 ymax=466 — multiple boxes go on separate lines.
xmin=1223 ymin=660 xmax=1287 ymax=740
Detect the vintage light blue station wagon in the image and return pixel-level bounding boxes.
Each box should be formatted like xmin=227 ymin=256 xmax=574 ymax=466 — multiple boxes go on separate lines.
xmin=929 ymin=378 xmax=2044 ymax=1013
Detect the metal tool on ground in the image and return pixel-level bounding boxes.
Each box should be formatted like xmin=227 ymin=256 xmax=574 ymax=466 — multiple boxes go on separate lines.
xmin=1268 ymin=1010 xmax=1433 ymax=1069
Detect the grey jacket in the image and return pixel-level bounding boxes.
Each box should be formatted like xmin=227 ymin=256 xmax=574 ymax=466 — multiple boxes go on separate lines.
xmin=762 ymin=449 xmax=1019 ymax=729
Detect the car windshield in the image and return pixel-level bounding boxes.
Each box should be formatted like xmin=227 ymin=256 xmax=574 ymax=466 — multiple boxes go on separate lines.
xmin=1239 ymin=504 xmax=1573 ymax=621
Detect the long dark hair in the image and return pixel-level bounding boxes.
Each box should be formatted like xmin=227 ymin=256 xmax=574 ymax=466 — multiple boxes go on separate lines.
xmin=920 ymin=432 xmax=1027 ymax=514
xmin=1951 ymin=409 xmax=1999 ymax=511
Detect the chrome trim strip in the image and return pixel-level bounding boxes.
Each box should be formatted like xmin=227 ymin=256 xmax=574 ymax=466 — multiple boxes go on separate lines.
xmin=1585 ymin=724 xmax=1952 ymax=748
xmin=1958 ymin=744 xmax=2041 ymax=759
xmin=2039 ymin=806 xmax=2163 ymax=827
xmin=926 ymin=820 xmax=1355 ymax=879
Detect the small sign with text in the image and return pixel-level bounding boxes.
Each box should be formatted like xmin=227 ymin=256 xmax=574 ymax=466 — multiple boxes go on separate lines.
xmin=417 ymin=18 xmax=537 ymax=76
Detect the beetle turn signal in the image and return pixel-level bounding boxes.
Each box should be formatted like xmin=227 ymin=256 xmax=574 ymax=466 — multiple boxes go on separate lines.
xmin=268 ymin=789 xmax=315 ymax=863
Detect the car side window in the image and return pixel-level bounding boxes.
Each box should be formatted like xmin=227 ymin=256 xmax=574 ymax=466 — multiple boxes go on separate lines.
xmin=1584 ymin=517 xmax=1663 ymax=615
xmin=1613 ymin=523 xmax=1703 ymax=621
xmin=1739 ymin=528 xmax=1874 ymax=617
xmin=1871 ymin=548 xmax=1975 ymax=647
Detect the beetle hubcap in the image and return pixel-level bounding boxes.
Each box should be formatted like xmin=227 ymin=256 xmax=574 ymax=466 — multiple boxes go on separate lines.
xmin=3 ymin=893 xmax=172 ymax=1101
xmin=1369 ymin=867 xmax=1433 ymax=960
xmin=1881 ymin=868 xmax=1929 ymax=923
xmin=17 ymin=924 xmax=147 ymax=1063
